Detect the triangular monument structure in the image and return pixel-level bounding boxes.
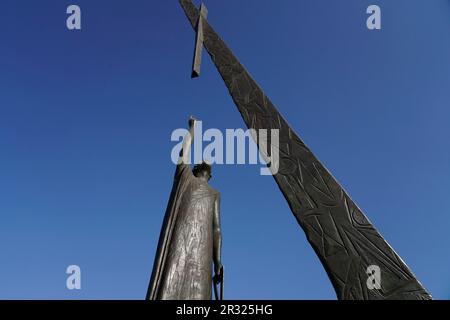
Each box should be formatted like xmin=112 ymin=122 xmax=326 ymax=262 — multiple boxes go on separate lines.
xmin=178 ymin=0 xmax=431 ymax=300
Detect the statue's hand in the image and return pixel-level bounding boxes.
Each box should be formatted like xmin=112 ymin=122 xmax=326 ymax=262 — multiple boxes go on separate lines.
xmin=214 ymin=263 xmax=223 ymax=283
xmin=188 ymin=116 xmax=197 ymax=129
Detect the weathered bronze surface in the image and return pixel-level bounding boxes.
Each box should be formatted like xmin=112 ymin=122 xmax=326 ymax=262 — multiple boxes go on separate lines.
xmin=147 ymin=118 xmax=222 ymax=300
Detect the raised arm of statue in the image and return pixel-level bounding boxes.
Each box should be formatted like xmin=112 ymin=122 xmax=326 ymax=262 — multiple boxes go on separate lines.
xmin=177 ymin=116 xmax=196 ymax=167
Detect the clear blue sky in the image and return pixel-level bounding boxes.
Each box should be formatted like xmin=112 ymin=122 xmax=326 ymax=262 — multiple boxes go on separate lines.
xmin=1 ymin=0 xmax=449 ymax=299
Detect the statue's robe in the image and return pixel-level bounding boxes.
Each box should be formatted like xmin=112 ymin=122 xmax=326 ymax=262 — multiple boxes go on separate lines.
xmin=147 ymin=163 xmax=220 ymax=300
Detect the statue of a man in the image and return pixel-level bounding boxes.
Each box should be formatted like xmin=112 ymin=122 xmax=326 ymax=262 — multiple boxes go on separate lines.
xmin=147 ymin=117 xmax=223 ymax=300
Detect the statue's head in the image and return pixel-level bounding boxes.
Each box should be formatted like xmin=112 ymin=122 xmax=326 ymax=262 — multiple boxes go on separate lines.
xmin=193 ymin=162 xmax=212 ymax=182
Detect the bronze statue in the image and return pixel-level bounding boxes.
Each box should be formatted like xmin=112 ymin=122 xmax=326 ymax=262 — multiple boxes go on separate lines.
xmin=147 ymin=117 xmax=223 ymax=300
xmin=179 ymin=0 xmax=431 ymax=300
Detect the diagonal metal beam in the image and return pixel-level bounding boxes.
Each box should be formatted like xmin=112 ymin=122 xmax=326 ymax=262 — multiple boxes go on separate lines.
xmin=179 ymin=0 xmax=431 ymax=300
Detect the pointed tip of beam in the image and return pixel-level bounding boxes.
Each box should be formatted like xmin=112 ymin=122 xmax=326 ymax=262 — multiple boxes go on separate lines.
xmin=200 ymin=3 xmax=208 ymax=17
